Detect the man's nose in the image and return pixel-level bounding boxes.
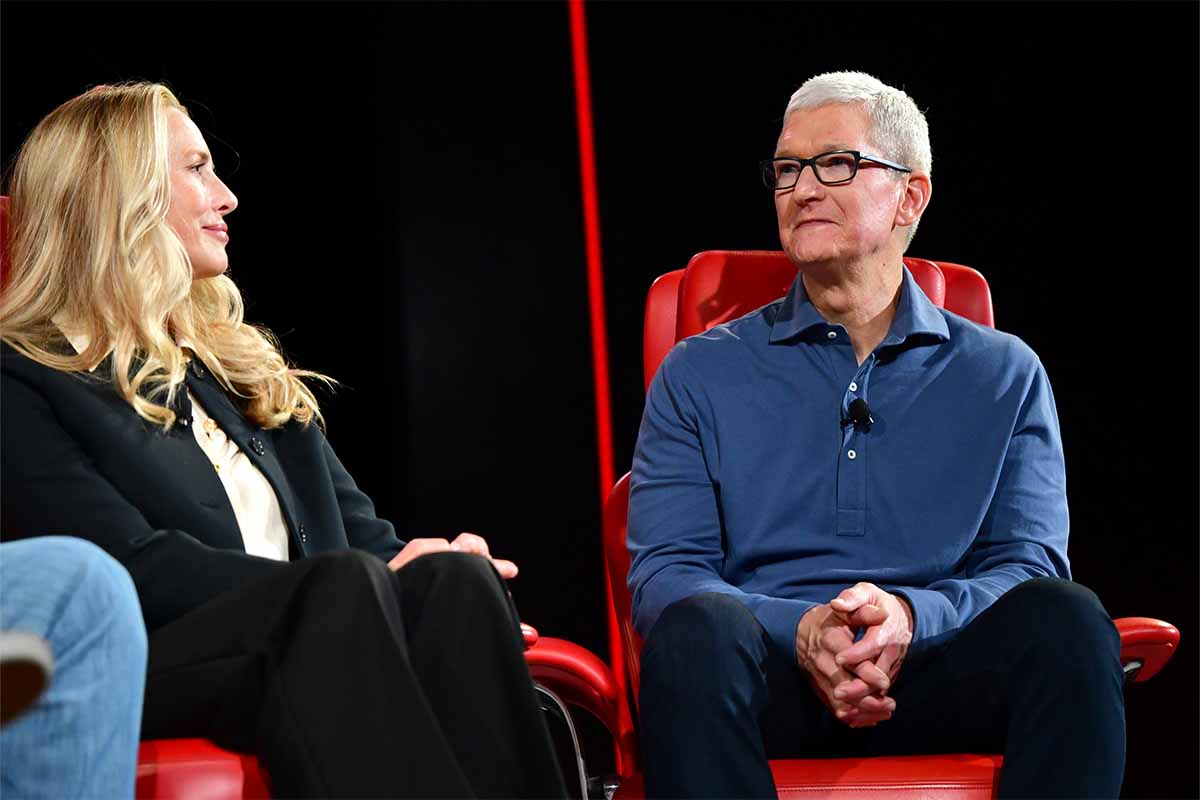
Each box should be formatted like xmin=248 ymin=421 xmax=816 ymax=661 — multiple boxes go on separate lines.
xmin=790 ymin=167 xmax=824 ymax=203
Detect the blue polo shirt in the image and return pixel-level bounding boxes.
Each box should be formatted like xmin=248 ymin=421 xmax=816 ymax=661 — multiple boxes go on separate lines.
xmin=627 ymin=267 xmax=1070 ymax=660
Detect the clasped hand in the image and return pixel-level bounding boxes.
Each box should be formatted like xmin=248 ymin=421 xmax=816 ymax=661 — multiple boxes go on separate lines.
xmin=794 ymin=582 xmax=913 ymax=728
xmin=386 ymin=532 xmax=518 ymax=578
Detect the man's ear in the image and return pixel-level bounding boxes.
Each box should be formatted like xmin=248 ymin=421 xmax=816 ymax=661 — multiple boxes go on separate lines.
xmin=895 ymin=172 xmax=931 ymax=228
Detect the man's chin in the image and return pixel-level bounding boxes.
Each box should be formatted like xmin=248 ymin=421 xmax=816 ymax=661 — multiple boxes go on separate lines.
xmin=784 ymin=242 xmax=840 ymax=268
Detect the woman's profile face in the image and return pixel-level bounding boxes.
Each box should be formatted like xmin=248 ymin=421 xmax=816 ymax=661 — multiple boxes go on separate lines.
xmin=164 ymin=107 xmax=238 ymax=280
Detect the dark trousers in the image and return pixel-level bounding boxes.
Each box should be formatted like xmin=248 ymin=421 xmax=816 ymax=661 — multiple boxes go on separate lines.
xmin=639 ymin=579 xmax=1125 ymax=799
xmin=143 ymin=549 xmax=567 ymax=798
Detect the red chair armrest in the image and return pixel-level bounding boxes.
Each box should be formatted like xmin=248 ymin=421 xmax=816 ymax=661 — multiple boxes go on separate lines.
xmin=1115 ymin=616 xmax=1179 ymax=683
xmin=523 ymin=636 xmax=620 ymax=733
xmin=524 ymin=636 xmax=639 ymax=777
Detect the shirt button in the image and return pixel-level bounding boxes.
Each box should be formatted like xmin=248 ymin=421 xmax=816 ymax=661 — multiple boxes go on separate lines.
xmin=826 ymin=331 xmax=837 ymax=340
xmin=299 ymin=523 xmax=308 ymax=543
xmin=249 ymin=436 xmax=265 ymax=456
xmin=849 ymin=382 xmax=858 ymax=391
xmin=190 ymin=360 xmax=207 ymax=379
xmin=847 ymin=449 xmax=857 ymax=460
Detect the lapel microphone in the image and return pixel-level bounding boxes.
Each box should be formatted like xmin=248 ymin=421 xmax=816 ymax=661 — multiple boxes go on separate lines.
xmin=842 ymin=398 xmax=874 ymax=430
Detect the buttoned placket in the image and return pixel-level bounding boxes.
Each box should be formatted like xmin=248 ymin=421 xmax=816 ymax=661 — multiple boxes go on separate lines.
xmin=836 ymin=348 xmax=877 ymax=538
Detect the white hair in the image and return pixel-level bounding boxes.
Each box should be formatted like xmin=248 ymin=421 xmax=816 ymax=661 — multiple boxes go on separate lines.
xmin=785 ymin=71 xmax=931 ymax=174
xmin=785 ymin=71 xmax=932 ymax=245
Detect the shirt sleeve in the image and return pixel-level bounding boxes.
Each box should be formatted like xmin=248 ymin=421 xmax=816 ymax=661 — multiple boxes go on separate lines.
xmin=627 ymin=348 xmax=815 ymax=661
xmin=890 ymin=355 xmax=1071 ymax=649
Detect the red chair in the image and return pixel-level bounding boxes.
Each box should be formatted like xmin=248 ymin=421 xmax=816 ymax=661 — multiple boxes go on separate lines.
xmin=0 ymin=195 xmax=624 ymax=798
xmin=599 ymin=250 xmax=1180 ymax=798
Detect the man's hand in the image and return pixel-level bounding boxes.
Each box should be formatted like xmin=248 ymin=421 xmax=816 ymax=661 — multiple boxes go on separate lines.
xmin=795 ymin=603 xmax=896 ymax=728
xmin=829 ymin=582 xmax=913 ymax=699
xmin=387 ymin=532 xmax=519 ymax=579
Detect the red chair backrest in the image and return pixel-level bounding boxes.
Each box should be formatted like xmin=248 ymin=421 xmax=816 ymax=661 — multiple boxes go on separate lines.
xmin=612 ymin=251 xmax=995 ymax=717
xmin=643 ymin=252 xmax=991 ymax=390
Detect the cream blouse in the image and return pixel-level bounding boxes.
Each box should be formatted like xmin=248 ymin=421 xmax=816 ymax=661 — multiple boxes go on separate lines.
xmin=184 ymin=388 xmax=289 ymax=561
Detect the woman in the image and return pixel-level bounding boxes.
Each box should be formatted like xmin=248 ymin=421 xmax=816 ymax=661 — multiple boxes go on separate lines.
xmin=0 ymin=83 xmax=566 ymax=798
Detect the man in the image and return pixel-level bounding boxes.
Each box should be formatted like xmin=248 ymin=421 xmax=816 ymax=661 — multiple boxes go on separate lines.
xmin=627 ymin=71 xmax=1124 ymax=799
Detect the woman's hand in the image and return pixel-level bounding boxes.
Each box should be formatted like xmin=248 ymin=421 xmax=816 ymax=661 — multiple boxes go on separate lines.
xmin=386 ymin=532 xmax=518 ymax=579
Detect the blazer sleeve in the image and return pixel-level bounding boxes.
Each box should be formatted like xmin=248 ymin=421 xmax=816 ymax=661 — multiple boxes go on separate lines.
xmin=321 ymin=435 xmax=405 ymax=562
xmin=1 ymin=371 xmax=287 ymax=631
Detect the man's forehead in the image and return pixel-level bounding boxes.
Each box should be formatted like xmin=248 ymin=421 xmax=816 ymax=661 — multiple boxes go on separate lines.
xmin=774 ymin=104 xmax=871 ymax=155
xmin=774 ymin=131 xmax=870 ymax=157
xmin=774 ymin=138 xmax=861 ymax=156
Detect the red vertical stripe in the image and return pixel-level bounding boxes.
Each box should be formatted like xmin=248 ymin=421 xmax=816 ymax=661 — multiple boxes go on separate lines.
xmin=568 ymin=0 xmax=630 ymax=732
xmin=568 ymin=0 xmax=615 ymax=504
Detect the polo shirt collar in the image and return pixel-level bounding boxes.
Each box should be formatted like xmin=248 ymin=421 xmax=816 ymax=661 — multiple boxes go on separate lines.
xmin=768 ymin=265 xmax=950 ymax=346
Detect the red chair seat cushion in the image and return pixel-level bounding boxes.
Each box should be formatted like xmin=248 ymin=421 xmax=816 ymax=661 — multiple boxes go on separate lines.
xmin=615 ymin=755 xmax=1003 ymax=800
xmin=770 ymin=755 xmax=1003 ymax=799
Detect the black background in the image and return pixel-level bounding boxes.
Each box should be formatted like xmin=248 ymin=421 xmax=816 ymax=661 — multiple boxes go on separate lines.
xmin=2 ymin=1 xmax=1196 ymax=796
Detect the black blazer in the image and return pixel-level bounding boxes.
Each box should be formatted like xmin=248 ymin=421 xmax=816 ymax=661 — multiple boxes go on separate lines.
xmin=1 ymin=342 xmax=405 ymax=631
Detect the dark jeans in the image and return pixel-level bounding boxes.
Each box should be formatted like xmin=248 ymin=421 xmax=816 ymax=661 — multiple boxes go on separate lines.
xmin=639 ymin=579 xmax=1125 ymax=799
xmin=143 ymin=550 xmax=567 ymax=798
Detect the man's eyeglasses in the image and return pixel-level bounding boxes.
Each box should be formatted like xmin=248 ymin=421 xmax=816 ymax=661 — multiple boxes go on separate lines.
xmin=760 ymin=150 xmax=912 ymax=190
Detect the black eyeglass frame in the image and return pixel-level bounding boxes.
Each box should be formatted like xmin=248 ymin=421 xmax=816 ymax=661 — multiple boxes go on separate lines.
xmin=760 ymin=150 xmax=912 ymax=190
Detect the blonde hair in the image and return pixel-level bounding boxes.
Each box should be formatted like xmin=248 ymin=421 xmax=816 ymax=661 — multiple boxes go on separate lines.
xmin=1 ymin=82 xmax=330 ymax=430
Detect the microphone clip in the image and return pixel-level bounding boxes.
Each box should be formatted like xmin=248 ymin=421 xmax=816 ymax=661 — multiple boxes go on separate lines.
xmin=842 ymin=398 xmax=874 ymax=430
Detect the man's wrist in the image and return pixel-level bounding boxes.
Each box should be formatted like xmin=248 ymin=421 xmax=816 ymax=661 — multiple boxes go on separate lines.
xmin=794 ymin=604 xmax=825 ymax=666
xmin=894 ymin=593 xmax=915 ymax=638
